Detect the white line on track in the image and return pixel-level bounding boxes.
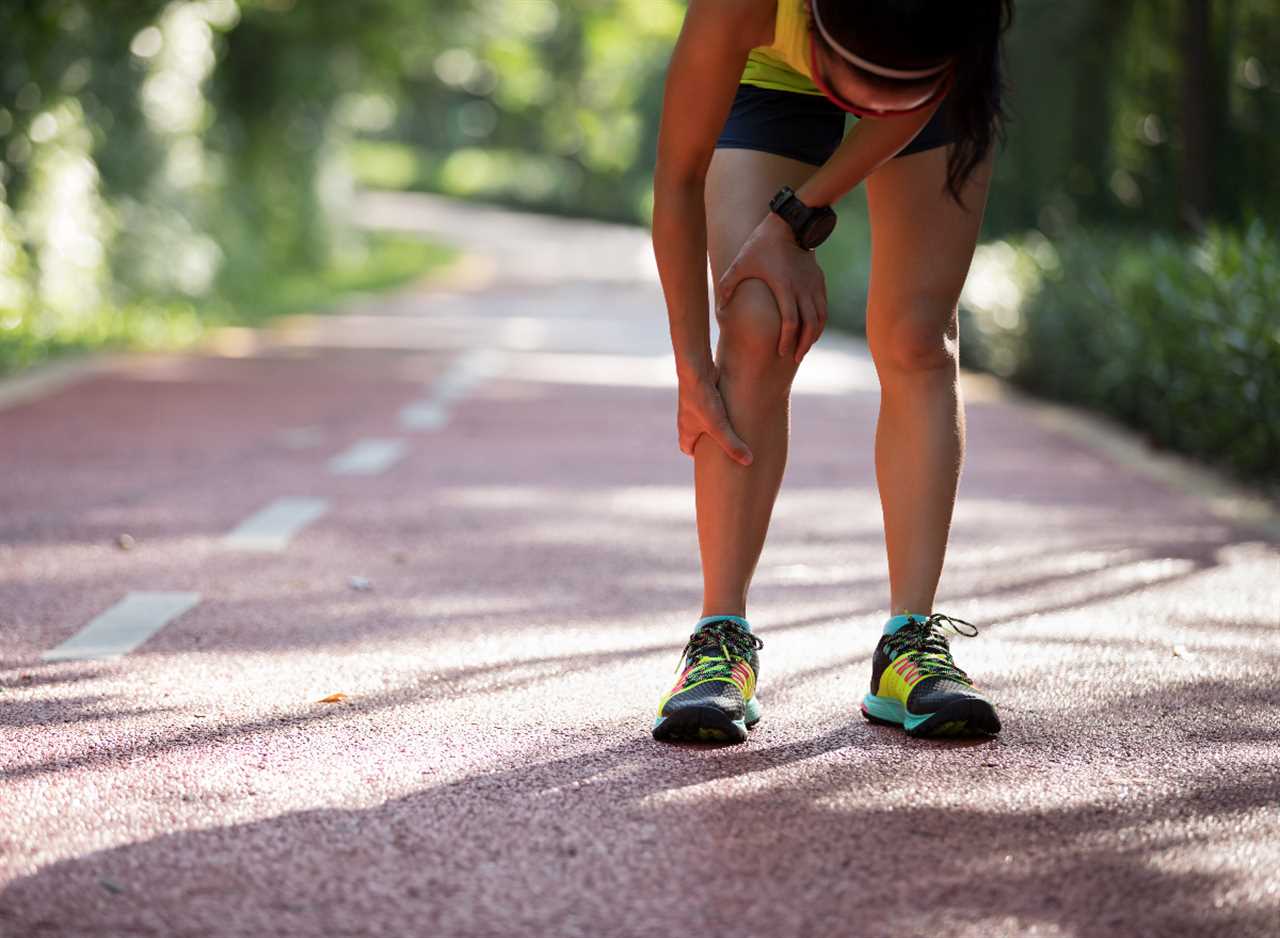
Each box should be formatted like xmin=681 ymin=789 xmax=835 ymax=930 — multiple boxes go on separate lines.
xmin=42 ymin=591 xmax=202 ymax=661
xmin=398 ymin=400 xmax=449 ymax=430
xmin=398 ymin=347 xmax=507 ymax=432
xmin=328 ymin=438 xmax=406 ymax=475
xmin=222 ymin=496 xmax=330 ymax=551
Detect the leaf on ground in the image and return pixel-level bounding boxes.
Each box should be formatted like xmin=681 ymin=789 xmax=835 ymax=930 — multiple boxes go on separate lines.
xmin=318 ymin=692 xmax=348 ymax=703
xmin=348 ymin=576 xmax=372 ymax=591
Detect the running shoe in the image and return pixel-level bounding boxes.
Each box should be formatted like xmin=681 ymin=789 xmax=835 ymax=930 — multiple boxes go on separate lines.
xmin=652 ymin=615 xmax=763 ymax=744
xmin=861 ymin=612 xmax=1001 ymax=737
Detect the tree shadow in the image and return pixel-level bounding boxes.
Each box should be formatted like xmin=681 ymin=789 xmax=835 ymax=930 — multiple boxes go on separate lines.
xmin=2 ymin=711 xmax=1276 ymax=937
xmin=0 ymin=695 xmax=172 ymax=729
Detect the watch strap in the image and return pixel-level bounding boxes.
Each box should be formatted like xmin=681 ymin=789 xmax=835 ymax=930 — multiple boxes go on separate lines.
xmin=769 ymin=186 xmax=836 ymax=250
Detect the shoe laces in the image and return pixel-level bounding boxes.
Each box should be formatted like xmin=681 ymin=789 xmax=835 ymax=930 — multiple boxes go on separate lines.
xmin=675 ymin=619 xmax=763 ymax=678
xmin=884 ymin=613 xmax=979 ymax=685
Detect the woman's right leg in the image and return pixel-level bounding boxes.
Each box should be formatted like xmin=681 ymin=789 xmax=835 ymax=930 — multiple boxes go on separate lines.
xmin=697 ymin=147 xmax=819 ymax=617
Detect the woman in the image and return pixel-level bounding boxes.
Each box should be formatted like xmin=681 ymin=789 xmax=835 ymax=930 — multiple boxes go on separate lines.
xmin=651 ymin=0 xmax=1014 ymax=743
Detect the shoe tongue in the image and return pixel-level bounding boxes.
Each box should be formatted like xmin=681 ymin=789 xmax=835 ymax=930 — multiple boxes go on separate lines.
xmin=689 ymin=631 xmax=727 ymax=659
xmin=887 ymin=622 xmax=948 ymax=663
xmin=685 ymin=629 xmax=738 ymax=670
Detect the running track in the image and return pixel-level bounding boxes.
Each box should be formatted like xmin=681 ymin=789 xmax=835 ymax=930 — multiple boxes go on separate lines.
xmin=2 ymin=193 xmax=1278 ymax=937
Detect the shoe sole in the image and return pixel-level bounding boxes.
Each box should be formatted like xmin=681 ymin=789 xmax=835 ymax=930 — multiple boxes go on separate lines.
xmin=652 ymin=697 xmax=761 ymax=744
xmin=861 ymin=692 xmax=1001 ymax=738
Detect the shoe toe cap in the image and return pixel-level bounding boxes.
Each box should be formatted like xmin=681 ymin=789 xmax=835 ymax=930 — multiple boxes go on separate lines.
xmin=662 ymin=679 xmax=745 ymax=719
xmin=907 ymin=677 xmax=991 ymax=715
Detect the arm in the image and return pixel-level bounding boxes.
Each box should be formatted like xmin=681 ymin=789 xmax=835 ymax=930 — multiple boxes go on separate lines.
xmin=652 ymin=0 xmax=764 ymax=384
xmin=795 ymin=104 xmax=941 ymax=207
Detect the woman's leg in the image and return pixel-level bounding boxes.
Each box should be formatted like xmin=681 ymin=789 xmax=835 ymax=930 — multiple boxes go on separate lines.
xmin=863 ymin=146 xmax=994 ymax=615
xmin=698 ymin=148 xmax=819 ymax=617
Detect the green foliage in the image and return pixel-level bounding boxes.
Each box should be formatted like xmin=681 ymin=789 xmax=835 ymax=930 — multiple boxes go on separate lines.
xmin=960 ymin=222 xmax=1280 ymax=482
xmin=214 ymin=232 xmax=455 ymax=326
xmin=377 ymin=0 xmax=684 ymax=223
xmin=348 ymin=138 xmax=604 ymax=221
xmin=0 ymin=0 xmax=460 ymax=376
xmin=995 ymin=0 xmax=1279 ymax=234
xmin=814 ymin=197 xmax=873 ymax=334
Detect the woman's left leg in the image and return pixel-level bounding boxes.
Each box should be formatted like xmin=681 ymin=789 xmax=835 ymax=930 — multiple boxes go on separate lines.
xmin=863 ymin=145 xmax=994 ymax=616
xmin=856 ymin=145 xmax=1003 ymax=738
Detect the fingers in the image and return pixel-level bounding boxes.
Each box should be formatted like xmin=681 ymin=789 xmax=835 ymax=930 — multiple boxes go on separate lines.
xmin=679 ymin=422 xmax=752 ymax=466
xmin=793 ymin=293 xmax=827 ymax=364
xmin=775 ymin=287 xmax=800 ymax=359
xmin=675 ymin=363 xmax=753 ymax=464
xmin=715 ymin=262 xmax=741 ymax=313
xmin=679 ymin=428 xmax=704 ymax=458
xmin=710 ymin=417 xmax=754 ymax=467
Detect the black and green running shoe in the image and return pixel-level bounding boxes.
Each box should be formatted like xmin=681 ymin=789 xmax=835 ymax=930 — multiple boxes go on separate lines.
xmin=861 ymin=612 xmax=1001 ymax=737
xmin=652 ymin=615 xmax=763 ymax=744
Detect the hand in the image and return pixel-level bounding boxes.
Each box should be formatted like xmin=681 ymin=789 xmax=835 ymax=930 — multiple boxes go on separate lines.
xmin=676 ymin=364 xmax=753 ymax=467
xmin=715 ymin=212 xmax=829 ymax=364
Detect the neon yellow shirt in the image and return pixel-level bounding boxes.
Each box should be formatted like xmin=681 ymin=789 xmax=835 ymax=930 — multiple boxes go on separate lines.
xmin=740 ymin=0 xmax=822 ymax=95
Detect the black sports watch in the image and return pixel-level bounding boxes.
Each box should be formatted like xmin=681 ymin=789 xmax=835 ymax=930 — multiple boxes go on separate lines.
xmin=769 ymin=186 xmax=837 ymax=250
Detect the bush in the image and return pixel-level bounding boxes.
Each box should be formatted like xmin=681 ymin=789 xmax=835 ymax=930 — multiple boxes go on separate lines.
xmin=960 ymin=221 xmax=1280 ymax=483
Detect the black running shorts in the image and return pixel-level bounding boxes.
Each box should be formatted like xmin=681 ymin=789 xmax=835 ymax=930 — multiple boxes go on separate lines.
xmin=715 ymin=83 xmax=954 ymax=167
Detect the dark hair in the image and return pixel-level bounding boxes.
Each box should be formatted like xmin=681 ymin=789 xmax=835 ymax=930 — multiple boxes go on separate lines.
xmin=811 ymin=0 xmax=1015 ymax=207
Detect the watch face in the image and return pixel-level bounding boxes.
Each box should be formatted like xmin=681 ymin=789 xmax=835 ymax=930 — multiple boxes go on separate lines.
xmin=801 ymin=211 xmax=837 ymax=249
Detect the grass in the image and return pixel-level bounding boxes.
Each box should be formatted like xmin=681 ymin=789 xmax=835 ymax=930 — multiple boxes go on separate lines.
xmin=215 ymin=232 xmax=457 ymax=326
xmin=0 ymin=231 xmax=457 ymax=379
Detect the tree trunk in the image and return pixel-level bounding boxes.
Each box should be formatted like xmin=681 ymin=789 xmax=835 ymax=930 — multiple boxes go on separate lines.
xmin=1179 ymin=0 xmax=1213 ymax=231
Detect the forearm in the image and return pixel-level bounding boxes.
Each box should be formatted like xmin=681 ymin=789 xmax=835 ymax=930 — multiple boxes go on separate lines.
xmin=652 ymin=174 xmax=715 ymax=381
xmin=795 ymin=106 xmax=939 ymax=207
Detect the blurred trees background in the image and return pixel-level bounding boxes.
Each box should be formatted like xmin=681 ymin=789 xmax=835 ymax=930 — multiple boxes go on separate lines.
xmin=1 ymin=0 xmax=1276 ymax=479
xmin=0 ymin=0 xmax=458 ymax=374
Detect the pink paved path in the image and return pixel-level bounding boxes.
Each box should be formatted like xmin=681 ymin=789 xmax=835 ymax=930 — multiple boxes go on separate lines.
xmin=2 ymin=194 xmax=1278 ymax=937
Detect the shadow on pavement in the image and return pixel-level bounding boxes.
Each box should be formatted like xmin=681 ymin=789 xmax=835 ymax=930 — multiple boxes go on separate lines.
xmin=2 ymin=705 xmax=1277 ymax=937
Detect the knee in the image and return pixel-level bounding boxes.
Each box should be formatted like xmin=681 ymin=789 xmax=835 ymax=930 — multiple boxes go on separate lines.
xmin=869 ymin=299 xmax=959 ymax=378
xmin=715 ymin=280 xmax=794 ymax=383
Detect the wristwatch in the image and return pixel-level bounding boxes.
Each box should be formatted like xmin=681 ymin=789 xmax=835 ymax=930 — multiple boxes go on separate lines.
xmin=769 ymin=186 xmax=837 ymax=250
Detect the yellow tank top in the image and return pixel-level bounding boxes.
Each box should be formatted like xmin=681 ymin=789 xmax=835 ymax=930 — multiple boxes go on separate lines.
xmin=740 ymin=0 xmax=821 ymax=95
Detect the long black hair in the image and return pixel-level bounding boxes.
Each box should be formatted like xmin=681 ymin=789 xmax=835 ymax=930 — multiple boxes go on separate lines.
xmin=811 ymin=0 xmax=1015 ymax=207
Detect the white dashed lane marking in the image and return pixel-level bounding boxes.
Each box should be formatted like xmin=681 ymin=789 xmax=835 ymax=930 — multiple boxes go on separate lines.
xmin=222 ymin=496 xmax=330 ymax=551
xmin=328 ymin=438 xmax=406 ymax=475
xmin=42 ymin=591 xmax=202 ymax=661
xmin=398 ymin=400 xmax=448 ymax=430
xmin=398 ymin=348 xmax=506 ymax=432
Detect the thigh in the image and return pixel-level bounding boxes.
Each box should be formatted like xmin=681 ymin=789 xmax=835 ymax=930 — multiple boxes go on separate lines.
xmin=863 ymin=145 xmax=994 ymax=345
xmin=705 ymin=147 xmax=819 ymax=280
